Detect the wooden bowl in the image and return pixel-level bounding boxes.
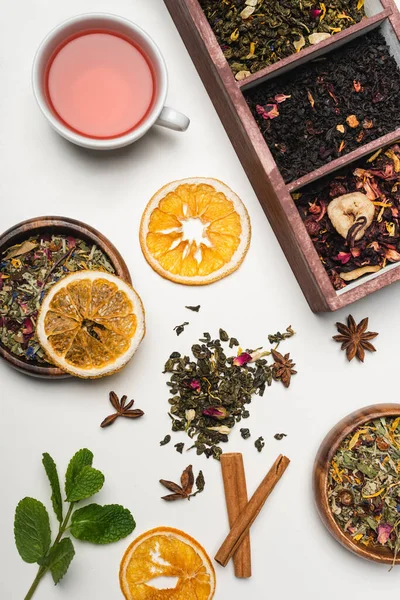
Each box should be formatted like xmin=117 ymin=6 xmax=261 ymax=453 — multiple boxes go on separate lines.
xmin=313 ymin=403 xmax=400 ymax=564
xmin=0 ymin=216 xmax=131 ymax=379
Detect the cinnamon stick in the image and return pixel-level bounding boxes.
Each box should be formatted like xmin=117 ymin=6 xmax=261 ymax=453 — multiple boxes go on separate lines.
xmin=215 ymin=454 xmax=290 ymax=567
xmin=220 ymin=453 xmax=251 ymax=578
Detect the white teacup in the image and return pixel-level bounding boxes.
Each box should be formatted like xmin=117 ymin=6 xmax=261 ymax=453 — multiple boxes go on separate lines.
xmin=32 ymin=13 xmax=190 ymax=150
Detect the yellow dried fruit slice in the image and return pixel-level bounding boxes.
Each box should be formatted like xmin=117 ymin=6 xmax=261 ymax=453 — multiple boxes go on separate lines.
xmin=36 ymin=271 xmax=145 ymax=378
xmin=119 ymin=527 xmax=216 ymax=600
xmin=140 ymin=178 xmax=251 ymax=285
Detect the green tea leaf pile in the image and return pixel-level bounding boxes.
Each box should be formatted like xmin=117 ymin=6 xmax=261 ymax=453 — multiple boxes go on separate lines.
xmin=14 ymin=449 xmax=135 ymax=600
xmin=163 ymin=327 xmax=296 ymax=459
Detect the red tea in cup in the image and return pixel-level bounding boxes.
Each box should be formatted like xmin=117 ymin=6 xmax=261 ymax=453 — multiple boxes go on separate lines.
xmin=45 ymin=30 xmax=155 ymax=139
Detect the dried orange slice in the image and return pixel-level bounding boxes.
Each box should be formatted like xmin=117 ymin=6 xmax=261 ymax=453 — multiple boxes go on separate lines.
xmin=140 ymin=178 xmax=251 ymax=285
xmin=119 ymin=527 xmax=216 ymax=600
xmin=36 ymin=271 xmax=145 ymax=378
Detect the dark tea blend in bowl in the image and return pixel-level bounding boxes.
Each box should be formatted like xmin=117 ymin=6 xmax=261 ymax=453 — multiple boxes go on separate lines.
xmin=245 ymin=31 xmax=400 ymax=182
xmin=295 ymin=143 xmax=400 ymax=290
xmin=199 ymin=0 xmax=365 ymax=79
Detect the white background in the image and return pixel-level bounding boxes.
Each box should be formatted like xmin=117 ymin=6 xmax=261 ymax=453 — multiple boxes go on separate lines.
xmin=1 ymin=1 xmax=400 ymax=598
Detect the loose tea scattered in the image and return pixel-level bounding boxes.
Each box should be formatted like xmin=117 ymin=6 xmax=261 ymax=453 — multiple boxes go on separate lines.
xmin=174 ymin=322 xmax=189 ymax=336
xmin=246 ymin=31 xmax=400 ymax=182
xmin=186 ymin=305 xmax=200 ymax=312
xmin=163 ymin=326 xmax=296 ymax=459
xmin=0 ymin=233 xmax=114 ymax=363
xmin=160 ymin=465 xmax=205 ymax=501
xmin=160 ymin=435 xmax=171 ymax=446
xmin=100 ymin=392 xmax=144 ymax=428
xmin=295 ymin=144 xmax=400 ymax=288
xmin=328 ymin=417 xmax=400 ymax=564
xmin=240 ymin=428 xmax=251 ymax=440
xmin=175 ymin=442 xmax=185 ymax=454
xmin=274 ymin=433 xmax=287 ymax=441
xmin=199 ymin=0 xmax=364 ymax=79
xmin=255 ymin=437 xmax=265 ymax=452
xmin=333 ymin=315 xmax=378 ymax=362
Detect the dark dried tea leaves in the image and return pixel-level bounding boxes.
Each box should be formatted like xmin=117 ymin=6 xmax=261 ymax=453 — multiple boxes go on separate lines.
xmin=100 ymin=392 xmax=144 ymax=428
xmin=174 ymin=322 xmax=189 ymax=336
xmin=0 ymin=233 xmax=114 ymax=363
xmin=240 ymin=428 xmax=251 ymax=440
xmin=174 ymin=442 xmax=185 ymax=454
xmin=163 ymin=327 xmax=296 ymax=459
xmin=160 ymin=465 xmax=205 ymax=501
xmin=255 ymin=437 xmax=265 ymax=452
xmin=329 ymin=416 xmax=400 ymax=563
xmin=160 ymin=435 xmax=171 ymax=446
xmin=199 ymin=0 xmax=364 ymax=78
xmin=246 ymin=32 xmax=400 ymax=182
xmin=186 ymin=305 xmax=200 ymax=312
xmin=333 ymin=315 xmax=378 ymax=362
xmin=274 ymin=433 xmax=288 ymax=441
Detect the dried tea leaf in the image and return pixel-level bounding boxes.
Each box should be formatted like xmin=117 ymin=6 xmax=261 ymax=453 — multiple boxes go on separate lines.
xmin=4 ymin=241 xmax=38 ymax=259
xmin=160 ymin=435 xmax=171 ymax=446
xmin=174 ymin=322 xmax=189 ymax=336
xmin=185 ymin=305 xmax=200 ymax=312
xmin=274 ymin=433 xmax=287 ymax=440
xmin=174 ymin=443 xmax=184 ymax=454
xmin=255 ymin=437 xmax=265 ymax=452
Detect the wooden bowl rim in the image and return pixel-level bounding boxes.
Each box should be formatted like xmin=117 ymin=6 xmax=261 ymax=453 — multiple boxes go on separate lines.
xmin=0 ymin=216 xmax=131 ymax=379
xmin=313 ymin=403 xmax=400 ymax=564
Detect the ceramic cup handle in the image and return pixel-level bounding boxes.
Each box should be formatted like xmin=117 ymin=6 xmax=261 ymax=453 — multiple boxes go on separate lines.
xmin=156 ymin=106 xmax=190 ymax=132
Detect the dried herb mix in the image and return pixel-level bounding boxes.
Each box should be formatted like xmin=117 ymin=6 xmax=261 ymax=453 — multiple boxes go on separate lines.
xmin=329 ymin=417 xmax=400 ymax=563
xmin=246 ymin=31 xmax=400 ymax=182
xmin=199 ymin=0 xmax=364 ymax=79
xmin=295 ymin=143 xmax=400 ymax=289
xmin=163 ymin=326 xmax=296 ymax=459
xmin=0 ymin=233 xmax=114 ymax=363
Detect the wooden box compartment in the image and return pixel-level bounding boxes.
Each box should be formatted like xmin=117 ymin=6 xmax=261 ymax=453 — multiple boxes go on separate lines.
xmin=164 ymin=0 xmax=400 ymax=311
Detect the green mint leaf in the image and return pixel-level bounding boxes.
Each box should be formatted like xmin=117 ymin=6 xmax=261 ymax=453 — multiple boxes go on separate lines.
xmin=42 ymin=453 xmax=63 ymax=523
xmin=14 ymin=498 xmax=51 ymax=563
xmin=65 ymin=466 xmax=105 ymax=502
xmin=43 ymin=538 xmax=75 ymax=584
xmin=65 ymin=448 xmax=94 ymax=498
xmin=70 ymin=504 xmax=135 ymax=544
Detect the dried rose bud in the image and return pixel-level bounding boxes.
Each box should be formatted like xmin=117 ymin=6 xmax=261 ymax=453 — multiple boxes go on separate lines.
xmin=202 ymin=406 xmax=228 ymax=420
xmin=310 ymin=8 xmax=322 ymax=18
xmin=376 ymin=437 xmax=390 ymax=451
xmin=189 ymin=379 xmax=201 ymax=392
xmin=385 ymin=248 xmax=400 ymax=263
xmin=233 ymin=352 xmax=252 ymax=367
xmin=377 ymin=523 xmax=393 ymax=545
xmin=338 ymin=490 xmax=354 ymax=507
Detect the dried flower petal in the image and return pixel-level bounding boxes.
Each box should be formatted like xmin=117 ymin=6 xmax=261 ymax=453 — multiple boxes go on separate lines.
xmin=274 ymin=94 xmax=291 ymax=104
xmin=377 ymin=523 xmax=393 ymax=545
xmin=293 ymin=35 xmax=306 ymax=53
xmin=308 ymin=32 xmax=330 ymax=45
xmin=189 ymin=379 xmax=201 ymax=392
xmin=233 ymin=352 xmax=252 ymax=366
xmin=202 ymin=406 xmax=228 ymax=420
xmin=346 ymin=114 xmax=360 ymax=128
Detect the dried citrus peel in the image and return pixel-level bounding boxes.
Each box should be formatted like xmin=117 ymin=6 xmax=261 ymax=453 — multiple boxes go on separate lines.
xmin=140 ymin=178 xmax=251 ymax=285
xmin=119 ymin=527 xmax=215 ymax=600
xmin=36 ymin=271 xmax=145 ymax=378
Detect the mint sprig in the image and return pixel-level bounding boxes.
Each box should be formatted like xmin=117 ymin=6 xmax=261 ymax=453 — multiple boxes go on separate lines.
xmin=14 ymin=449 xmax=135 ymax=600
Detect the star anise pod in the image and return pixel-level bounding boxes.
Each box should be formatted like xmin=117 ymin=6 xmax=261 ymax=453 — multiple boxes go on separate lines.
xmin=271 ymin=349 xmax=297 ymax=388
xmin=160 ymin=465 xmax=194 ymax=501
xmin=100 ymin=391 xmax=144 ymax=428
xmin=333 ymin=315 xmax=378 ymax=362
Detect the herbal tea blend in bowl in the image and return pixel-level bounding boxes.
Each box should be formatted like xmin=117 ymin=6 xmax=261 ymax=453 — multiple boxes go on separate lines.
xmin=314 ymin=404 xmax=400 ymax=565
xmin=0 ymin=217 xmax=131 ymax=378
xmin=295 ymin=143 xmax=400 ymax=290
xmin=199 ymin=0 xmax=365 ymax=79
xmin=245 ymin=31 xmax=400 ymax=182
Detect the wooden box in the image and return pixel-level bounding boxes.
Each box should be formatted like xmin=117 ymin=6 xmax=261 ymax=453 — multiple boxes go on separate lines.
xmin=164 ymin=0 xmax=400 ymax=311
